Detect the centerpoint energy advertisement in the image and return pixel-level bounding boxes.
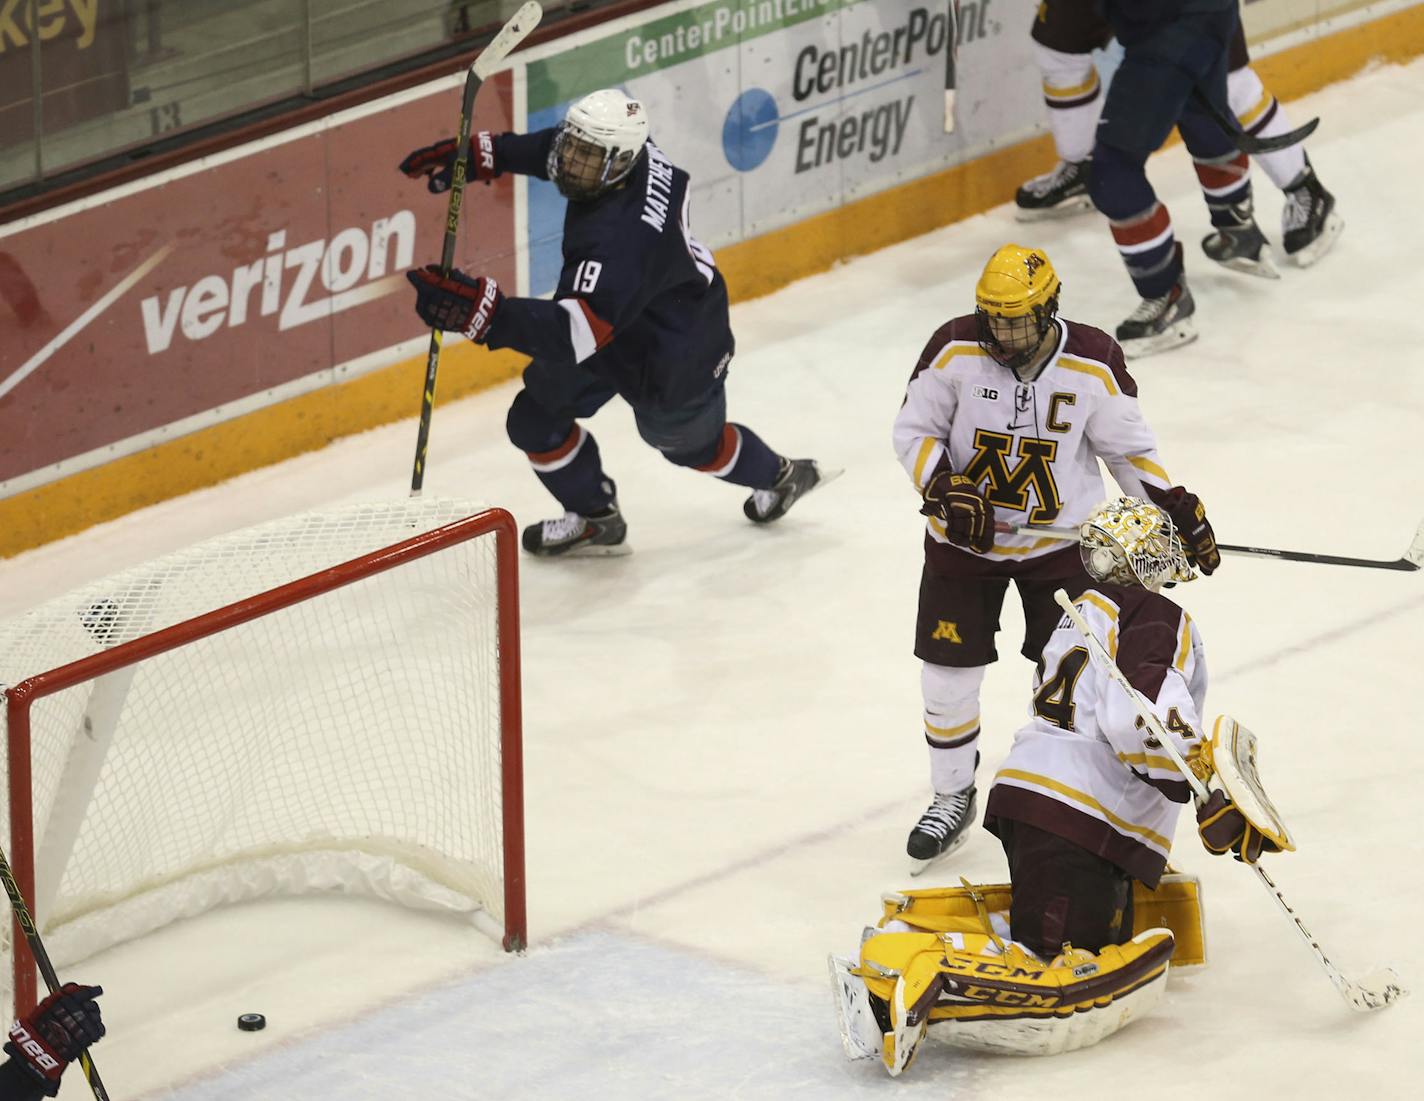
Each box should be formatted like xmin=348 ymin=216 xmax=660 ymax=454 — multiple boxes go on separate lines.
xmin=517 ymin=0 xmax=1036 ymax=294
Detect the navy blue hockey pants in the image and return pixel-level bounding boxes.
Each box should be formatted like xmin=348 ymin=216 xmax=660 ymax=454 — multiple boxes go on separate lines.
xmin=1089 ymin=8 xmax=1249 ymax=298
xmin=505 ymin=359 xmax=781 ymax=516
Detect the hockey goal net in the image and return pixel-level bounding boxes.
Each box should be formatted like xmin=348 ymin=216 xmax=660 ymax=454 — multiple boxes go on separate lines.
xmin=1 ymin=499 xmax=523 ymax=1013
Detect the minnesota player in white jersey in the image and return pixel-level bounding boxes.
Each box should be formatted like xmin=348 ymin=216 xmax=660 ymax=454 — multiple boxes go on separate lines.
xmin=891 ymin=243 xmax=1221 ymax=872
xmin=831 ymin=498 xmax=1287 ymax=1075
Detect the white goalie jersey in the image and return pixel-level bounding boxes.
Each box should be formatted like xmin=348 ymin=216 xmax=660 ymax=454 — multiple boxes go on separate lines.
xmin=894 ymin=315 xmax=1177 ymax=568
xmin=984 ymin=584 xmax=1208 ymax=886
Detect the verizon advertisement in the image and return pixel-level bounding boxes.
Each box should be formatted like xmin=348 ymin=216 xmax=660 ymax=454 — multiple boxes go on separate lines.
xmin=0 ymin=70 xmax=518 ymax=494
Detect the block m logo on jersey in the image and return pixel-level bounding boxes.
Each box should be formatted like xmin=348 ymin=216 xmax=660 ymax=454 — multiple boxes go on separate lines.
xmin=962 ymin=429 xmax=1062 ymax=523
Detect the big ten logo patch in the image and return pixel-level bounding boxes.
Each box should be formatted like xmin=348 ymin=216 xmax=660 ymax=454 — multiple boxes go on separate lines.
xmin=931 ymin=620 xmax=962 ymax=643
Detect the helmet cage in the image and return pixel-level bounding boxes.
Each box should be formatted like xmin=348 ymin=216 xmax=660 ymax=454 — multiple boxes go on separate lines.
xmin=1079 ymin=497 xmax=1196 ymax=592
xmin=548 ymin=126 xmax=640 ymax=202
xmin=976 ymin=289 xmax=1059 ymax=374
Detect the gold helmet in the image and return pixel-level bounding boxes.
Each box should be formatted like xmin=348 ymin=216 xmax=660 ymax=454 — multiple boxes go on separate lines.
xmin=975 ymin=244 xmax=1061 ymax=376
xmin=1079 ymin=497 xmax=1196 ymax=592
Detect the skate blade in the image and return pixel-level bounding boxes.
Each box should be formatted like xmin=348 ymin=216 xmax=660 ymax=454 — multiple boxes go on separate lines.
xmin=563 ymin=541 xmax=633 ymax=558
xmin=1211 ymin=252 xmax=1280 ymax=280
xmin=1120 ymin=319 xmax=1197 ymax=359
xmin=907 ymin=830 xmax=972 ymax=877
xmin=1289 ymin=212 xmax=1344 ymax=268
xmin=1013 ymin=195 xmax=1093 ymax=222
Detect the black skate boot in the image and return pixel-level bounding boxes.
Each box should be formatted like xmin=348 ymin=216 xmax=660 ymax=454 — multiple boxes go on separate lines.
xmin=1202 ymin=198 xmax=1278 ymax=279
xmin=521 ymin=503 xmax=630 ymax=557
xmin=1116 ymin=278 xmax=1196 ymax=359
xmin=1014 ymin=159 xmax=1093 ymax=222
xmin=743 ymin=458 xmax=839 ymax=523
xmin=906 ymin=786 xmax=977 ymax=875
xmin=1282 ymin=159 xmax=1343 ymax=267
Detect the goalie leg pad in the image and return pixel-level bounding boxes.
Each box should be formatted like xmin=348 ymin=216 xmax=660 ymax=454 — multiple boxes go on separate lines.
xmin=1133 ymin=873 xmax=1208 ymax=968
xmin=926 ymin=928 xmax=1175 ymax=1056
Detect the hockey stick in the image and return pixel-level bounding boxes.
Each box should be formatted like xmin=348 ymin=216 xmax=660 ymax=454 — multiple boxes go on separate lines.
xmin=999 ymin=519 xmax=1424 ymax=572
xmin=1190 ymin=86 xmax=1319 ymax=154
xmin=0 ymin=844 xmax=110 ymax=1100
xmin=1052 ymin=588 xmax=1407 ymax=1012
xmin=409 ymin=1 xmax=543 ymax=496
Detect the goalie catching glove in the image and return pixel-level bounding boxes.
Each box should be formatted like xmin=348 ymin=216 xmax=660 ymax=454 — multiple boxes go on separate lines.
xmin=921 ymin=470 xmax=996 ymax=554
xmin=1191 ymin=716 xmax=1295 ymax=863
xmin=407 ymin=266 xmax=503 ymax=343
xmin=3 ymin=983 xmax=104 ymax=1097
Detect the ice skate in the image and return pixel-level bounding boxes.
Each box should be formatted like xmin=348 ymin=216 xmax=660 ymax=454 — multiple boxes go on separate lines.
xmin=906 ymin=786 xmax=977 ymax=875
xmin=1116 ymin=279 xmax=1197 ymax=358
xmin=1014 ymin=159 xmax=1093 ymax=221
xmin=1201 ymin=199 xmax=1279 ymax=279
xmin=1282 ymin=161 xmax=1343 ymax=267
xmin=743 ymin=458 xmax=840 ymax=524
xmin=521 ymin=503 xmax=630 ymax=557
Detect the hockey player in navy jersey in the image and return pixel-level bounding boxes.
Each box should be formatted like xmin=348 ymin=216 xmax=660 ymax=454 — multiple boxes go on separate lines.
xmin=1040 ymin=0 xmax=1343 ymax=356
xmin=1015 ymin=0 xmax=1341 ymax=289
xmin=402 ymin=90 xmax=832 ymax=556
xmin=0 ymin=983 xmax=104 ymax=1100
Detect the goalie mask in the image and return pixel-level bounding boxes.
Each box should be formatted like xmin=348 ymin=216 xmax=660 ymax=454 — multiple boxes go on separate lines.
xmin=1079 ymin=497 xmax=1196 ymax=592
xmin=975 ymin=244 xmax=1061 ymax=378
xmin=547 ymin=89 xmax=650 ymax=202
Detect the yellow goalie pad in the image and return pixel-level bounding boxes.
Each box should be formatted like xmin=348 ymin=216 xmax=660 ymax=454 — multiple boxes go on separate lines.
xmin=877 ymin=872 xmax=1207 ymax=968
xmin=844 ymin=924 xmax=1174 ymax=1064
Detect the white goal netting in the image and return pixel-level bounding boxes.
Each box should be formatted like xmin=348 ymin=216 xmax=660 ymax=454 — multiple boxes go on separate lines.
xmin=0 ymin=498 xmax=519 ymax=1003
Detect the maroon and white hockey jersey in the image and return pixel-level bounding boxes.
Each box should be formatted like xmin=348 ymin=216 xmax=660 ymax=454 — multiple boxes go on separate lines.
xmin=984 ymin=583 xmax=1207 ymax=886
xmin=893 ymin=316 xmax=1177 ymax=575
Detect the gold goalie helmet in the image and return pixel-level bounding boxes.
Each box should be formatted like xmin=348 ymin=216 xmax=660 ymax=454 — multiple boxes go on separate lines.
xmin=975 ymin=244 xmax=1061 ymax=377
xmin=1080 ymin=497 xmax=1197 ymax=592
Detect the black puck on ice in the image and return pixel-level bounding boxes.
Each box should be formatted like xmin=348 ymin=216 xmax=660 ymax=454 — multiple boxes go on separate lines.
xmin=237 ymin=1013 xmax=266 ymax=1032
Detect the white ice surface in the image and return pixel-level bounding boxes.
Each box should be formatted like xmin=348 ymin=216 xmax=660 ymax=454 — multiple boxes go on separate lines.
xmin=6 ymin=57 xmax=1424 ymax=1100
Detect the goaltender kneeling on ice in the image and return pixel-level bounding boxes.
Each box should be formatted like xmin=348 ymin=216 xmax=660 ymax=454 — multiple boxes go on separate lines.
xmin=831 ymin=496 xmax=1294 ymax=1075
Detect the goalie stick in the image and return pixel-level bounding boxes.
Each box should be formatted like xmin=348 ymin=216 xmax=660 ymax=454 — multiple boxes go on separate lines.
xmin=1052 ymin=588 xmax=1407 ymax=1012
xmin=998 ymin=518 xmax=1424 ymax=573
xmin=410 ymin=1 xmax=543 ymax=496
xmin=0 ymin=843 xmax=110 ymax=1101
xmin=1190 ymin=87 xmax=1320 ymax=154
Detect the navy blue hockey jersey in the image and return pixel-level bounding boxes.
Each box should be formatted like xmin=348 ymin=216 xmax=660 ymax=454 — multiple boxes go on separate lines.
xmin=482 ymin=130 xmax=733 ymax=410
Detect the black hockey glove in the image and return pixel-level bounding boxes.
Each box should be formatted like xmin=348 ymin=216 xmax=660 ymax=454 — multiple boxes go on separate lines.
xmin=398 ymin=132 xmax=498 ymax=193
xmin=4 ymin=983 xmax=104 ymax=1097
xmin=1154 ymin=486 xmax=1221 ymax=575
xmin=407 ymin=266 xmax=503 ymax=343
xmin=921 ymin=470 xmax=996 ymax=554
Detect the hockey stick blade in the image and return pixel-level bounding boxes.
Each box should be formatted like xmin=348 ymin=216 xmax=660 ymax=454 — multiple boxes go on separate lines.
xmin=472 ymin=1 xmax=543 ymax=80
xmin=1001 ymin=520 xmax=1424 ymax=572
xmin=1344 ymin=967 xmax=1408 ymax=1012
xmin=1190 ymin=87 xmax=1320 ymax=154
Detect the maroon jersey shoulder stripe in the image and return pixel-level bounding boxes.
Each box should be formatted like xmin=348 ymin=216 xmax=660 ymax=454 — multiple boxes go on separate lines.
xmin=1061 ymin=320 xmax=1137 ymax=397
xmin=907 ymin=314 xmax=979 ymax=386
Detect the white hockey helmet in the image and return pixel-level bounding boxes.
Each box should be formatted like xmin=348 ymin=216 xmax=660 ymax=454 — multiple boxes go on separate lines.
xmin=1079 ymin=497 xmax=1196 ymax=592
xmin=547 ymin=89 xmax=650 ymax=201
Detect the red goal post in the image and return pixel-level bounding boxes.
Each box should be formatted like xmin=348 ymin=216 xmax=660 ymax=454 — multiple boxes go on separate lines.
xmin=2 ymin=500 xmax=524 ymax=1014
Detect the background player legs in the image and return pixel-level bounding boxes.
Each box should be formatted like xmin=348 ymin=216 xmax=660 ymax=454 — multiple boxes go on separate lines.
xmin=1015 ymin=0 xmax=1111 ymax=219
